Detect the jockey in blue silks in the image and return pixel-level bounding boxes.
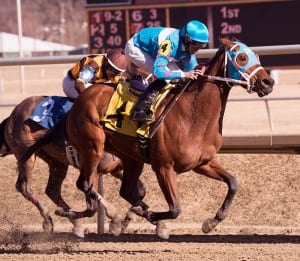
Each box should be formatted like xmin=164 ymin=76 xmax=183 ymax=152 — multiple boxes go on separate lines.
xmin=125 ymin=20 xmax=209 ymax=122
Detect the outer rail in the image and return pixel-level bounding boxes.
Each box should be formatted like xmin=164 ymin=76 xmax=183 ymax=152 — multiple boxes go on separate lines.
xmin=0 ymin=44 xmax=300 ymax=66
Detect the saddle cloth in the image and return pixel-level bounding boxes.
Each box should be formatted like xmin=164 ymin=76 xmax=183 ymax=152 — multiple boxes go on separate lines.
xmin=103 ymin=81 xmax=173 ymax=138
xmin=29 ymin=96 xmax=79 ymax=167
xmin=29 ymin=96 xmax=73 ymax=129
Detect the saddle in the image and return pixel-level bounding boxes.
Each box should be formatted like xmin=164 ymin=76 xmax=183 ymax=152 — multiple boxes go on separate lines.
xmin=102 ymin=79 xmax=175 ymax=138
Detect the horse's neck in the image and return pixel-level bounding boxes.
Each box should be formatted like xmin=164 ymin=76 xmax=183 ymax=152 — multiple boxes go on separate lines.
xmin=177 ymin=51 xmax=231 ymax=131
xmin=205 ymin=50 xmax=231 ymax=113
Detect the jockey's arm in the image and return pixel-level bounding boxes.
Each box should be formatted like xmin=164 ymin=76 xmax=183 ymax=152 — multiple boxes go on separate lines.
xmin=153 ymin=55 xmax=182 ymax=80
xmin=154 ymin=54 xmax=203 ymax=80
xmin=181 ymin=54 xmax=205 ymax=80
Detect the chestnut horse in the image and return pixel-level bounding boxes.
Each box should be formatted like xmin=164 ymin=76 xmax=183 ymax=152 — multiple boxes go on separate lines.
xmin=22 ymin=38 xmax=274 ymax=238
xmin=0 ymin=96 xmax=144 ymax=237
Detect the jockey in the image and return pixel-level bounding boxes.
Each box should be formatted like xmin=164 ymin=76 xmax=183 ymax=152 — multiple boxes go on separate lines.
xmin=63 ymin=48 xmax=128 ymax=99
xmin=125 ymin=20 xmax=209 ymax=122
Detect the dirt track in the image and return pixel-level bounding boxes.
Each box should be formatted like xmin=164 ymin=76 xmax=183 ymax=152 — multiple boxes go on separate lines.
xmin=0 ymin=154 xmax=299 ymax=260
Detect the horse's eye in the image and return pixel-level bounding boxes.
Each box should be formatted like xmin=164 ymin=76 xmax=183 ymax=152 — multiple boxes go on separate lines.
xmin=236 ymin=53 xmax=249 ymax=67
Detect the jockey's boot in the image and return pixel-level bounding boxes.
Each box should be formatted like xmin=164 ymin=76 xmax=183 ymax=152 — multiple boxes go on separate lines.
xmin=131 ymin=79 xmax=166 ymax=123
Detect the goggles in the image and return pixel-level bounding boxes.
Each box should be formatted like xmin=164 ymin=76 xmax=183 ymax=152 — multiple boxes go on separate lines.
xmin=189 ymin=40 xmax=207 ymax=48
xmin=108 ymin=64 xmax=123 ymax=74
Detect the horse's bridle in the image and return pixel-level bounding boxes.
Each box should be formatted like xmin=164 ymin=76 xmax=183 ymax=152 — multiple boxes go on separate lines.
xmin=224 ymin=42 xmax=264 ymax=93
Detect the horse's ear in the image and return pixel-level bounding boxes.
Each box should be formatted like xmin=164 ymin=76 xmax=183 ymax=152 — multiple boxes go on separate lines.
xmin=219 ymin=38 xmax=234 ymax=50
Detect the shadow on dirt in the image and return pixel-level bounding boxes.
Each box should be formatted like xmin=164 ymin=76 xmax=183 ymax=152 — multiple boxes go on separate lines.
xmin=0 ymin=231 xmax=299 ymax=255
xmin=88 ymin=233 xmax=300 ymax=243
xmin=1 ymin=231 xmax=299 ymax=244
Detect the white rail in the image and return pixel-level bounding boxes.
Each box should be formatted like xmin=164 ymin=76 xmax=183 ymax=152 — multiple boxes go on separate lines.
xmin=0 ymin=44 xmax=300 ymax=66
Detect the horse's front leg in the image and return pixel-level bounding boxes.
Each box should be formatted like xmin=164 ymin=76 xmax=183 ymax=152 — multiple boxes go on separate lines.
xmin=124 ymin=164 xmax=179 ymax=239
xmin=193 ymin=158 xmax=238 ymax=233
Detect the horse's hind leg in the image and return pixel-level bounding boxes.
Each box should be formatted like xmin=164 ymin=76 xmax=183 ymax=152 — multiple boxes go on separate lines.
xmin=193 ymin=158 xmax=238 ymax=233
xmin=16 ymin=156 xmax=53 ymax=233
xmin=43 ymin=159 xmax=85 ymax=237
xmin=98 ymin=153 xmax=146 ymax=232
xmin=45 ymin=161 xmax=71 ymax=211
xmin=56 ymin=150 xmax=123 ymax=235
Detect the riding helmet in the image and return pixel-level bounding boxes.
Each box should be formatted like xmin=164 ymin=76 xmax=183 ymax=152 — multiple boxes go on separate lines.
xmin=106 ymin=48 xmax=128 ymax=73
xmin=180 ymin=20 xmax=209 ymax=43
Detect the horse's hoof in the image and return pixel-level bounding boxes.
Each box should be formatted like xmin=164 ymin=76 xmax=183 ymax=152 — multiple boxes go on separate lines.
xmin=42 ymin=217 xmax=53 ymax=234
xmin=73 ymin=226 xmax=85 ymax=238
xmin=109 ymin=220 xmax=122 ymax=236
xmin=109 ymin=215 xmax=122 ymax=236
xmin=130 ymin=206 xmax=144 ymax=216
xmin=156 ymin=221 xmax=169 ymax=240
xmin=120 ymin=209 xmax=135 ymax=232
xmin=202 ymin=218 xmax=219 ymax=233
xmin=121 ymin=219 xmax=131 ymax=233
xmin=55 ymin=207 xmax=66 ymax=217
xmin=126 ymin=209 xmax=136 ymax=220
xmin=84 ymin=227 xmax=90 ymax=234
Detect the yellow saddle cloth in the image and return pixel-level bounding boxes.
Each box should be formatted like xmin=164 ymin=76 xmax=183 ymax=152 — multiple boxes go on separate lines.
xmin=103 ymin=81 xmax=173 ymax=138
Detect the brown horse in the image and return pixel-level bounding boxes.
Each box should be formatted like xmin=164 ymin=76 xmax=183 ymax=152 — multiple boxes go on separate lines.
xmin=22 ymin=38 xmax=274 ymax=238
xmin=0 ymin=95 xmax=144 ymax=237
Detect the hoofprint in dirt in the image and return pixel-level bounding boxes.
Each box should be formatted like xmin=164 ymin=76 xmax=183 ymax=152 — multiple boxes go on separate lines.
xmin=0 ymin=154 xmax=299 ymax=260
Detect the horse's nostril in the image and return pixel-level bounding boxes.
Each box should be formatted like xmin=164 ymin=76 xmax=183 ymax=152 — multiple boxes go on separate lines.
xmin=263 ymin=78 xmax=275 ymax=87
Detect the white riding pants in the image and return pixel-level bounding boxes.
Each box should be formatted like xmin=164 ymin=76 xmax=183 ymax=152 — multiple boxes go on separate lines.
xmin=62 ymin=75 xmax=78 ymax=99
xmin=125 ymin=37 xmax=181 ymax=75
xmin=62 ymin=75 xmax=91 ymax=99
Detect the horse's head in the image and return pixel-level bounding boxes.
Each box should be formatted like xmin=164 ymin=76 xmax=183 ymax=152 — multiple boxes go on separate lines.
xmin=221 ymin=38 xmax=274 ymax=97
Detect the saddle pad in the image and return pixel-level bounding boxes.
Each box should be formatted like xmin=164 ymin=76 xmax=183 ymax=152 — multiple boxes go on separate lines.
xmin=29 ymin=96 xmax=73 ymax=129
xmin=103 ymin=82 xmax=143 ymax=137
xmin=103 ymin=81 xmax=173 ymax=138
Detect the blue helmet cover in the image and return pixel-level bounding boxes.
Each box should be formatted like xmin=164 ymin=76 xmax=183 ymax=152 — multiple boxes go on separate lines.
xmin=180 ymin=20 xmax=209 ymax=43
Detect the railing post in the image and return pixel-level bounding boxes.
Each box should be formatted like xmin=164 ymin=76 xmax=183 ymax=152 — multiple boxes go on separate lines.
xmin=264 ymin=99 xmax=276 ymax=134
xmin=97 ymin=175 xmax=105 ymax=234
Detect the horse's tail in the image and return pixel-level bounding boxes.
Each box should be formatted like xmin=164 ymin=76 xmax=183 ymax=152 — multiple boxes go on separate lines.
xmin=0 ymin=117 xmax=12 ymax=157
xmin=19 ymin=118 xmax=66 ymax=164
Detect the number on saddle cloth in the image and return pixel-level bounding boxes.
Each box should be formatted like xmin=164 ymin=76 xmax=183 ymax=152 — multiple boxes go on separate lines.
xmin=29 ymin=96 xmax=74 ymax=129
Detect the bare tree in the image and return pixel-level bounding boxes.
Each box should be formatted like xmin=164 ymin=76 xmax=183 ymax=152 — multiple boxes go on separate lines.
xmin=0 ymin=0 xmax=87 ymax=47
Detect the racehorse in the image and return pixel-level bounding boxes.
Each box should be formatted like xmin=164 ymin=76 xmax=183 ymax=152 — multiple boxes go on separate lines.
xmin=22 ymin=38 xmax=274 ymax=239
xmin=0 ymin=95 xmax=145 ymax=237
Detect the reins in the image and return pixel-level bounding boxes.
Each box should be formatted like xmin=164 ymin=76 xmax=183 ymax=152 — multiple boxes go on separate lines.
xmin=202 ymin=74 xmax=248 ymax=86
xmin=149 ymin=79 xmax=192 ymax=139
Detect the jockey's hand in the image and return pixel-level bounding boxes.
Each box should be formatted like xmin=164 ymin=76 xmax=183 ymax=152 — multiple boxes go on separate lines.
xmin=75 ymin=78 xmax=86 ymax=94
xmin=183 ymin=69 xmax=203 ymax=80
